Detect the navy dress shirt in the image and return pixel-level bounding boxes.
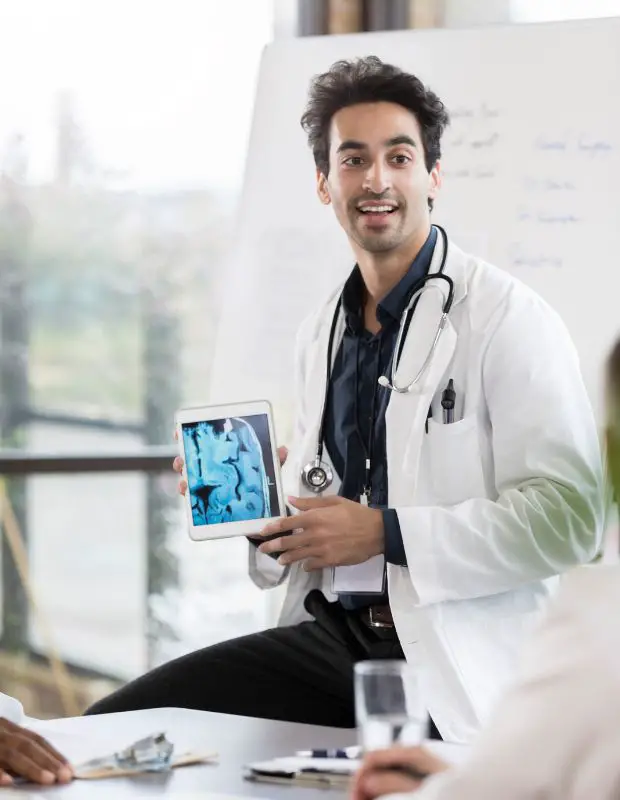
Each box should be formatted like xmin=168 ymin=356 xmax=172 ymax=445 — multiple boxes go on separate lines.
xmin=323 ymin=227 xmax=437 ymax=609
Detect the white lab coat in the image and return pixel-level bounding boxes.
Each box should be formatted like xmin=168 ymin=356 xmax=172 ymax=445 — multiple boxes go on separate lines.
xmin=249 ymin=235 xmax=605 ymax=743
xmin=410 ymin=563 xmax=620 ymax=799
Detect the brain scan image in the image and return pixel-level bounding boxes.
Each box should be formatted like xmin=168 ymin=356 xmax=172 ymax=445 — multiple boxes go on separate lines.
xmin=182 ymin=413 xmax=280 ymax=526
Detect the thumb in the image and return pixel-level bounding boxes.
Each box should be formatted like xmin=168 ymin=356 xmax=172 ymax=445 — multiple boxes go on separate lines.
xmin=278 ymin=446 xmax=288 ymax=466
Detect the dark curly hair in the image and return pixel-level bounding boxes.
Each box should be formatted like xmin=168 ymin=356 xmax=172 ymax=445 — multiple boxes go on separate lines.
xmin=301 ymin=56 xmax=450 ymax=178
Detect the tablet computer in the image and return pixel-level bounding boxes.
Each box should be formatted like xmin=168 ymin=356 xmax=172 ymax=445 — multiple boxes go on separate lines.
xmin=175 ymin=400 xmax=285 ymax=540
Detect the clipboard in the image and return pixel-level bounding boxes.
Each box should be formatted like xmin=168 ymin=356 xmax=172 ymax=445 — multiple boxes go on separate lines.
xmin=76 ymin=752 xmax=218 ymax=780
xmin=244 ymin=756 xmax=360 ymax=788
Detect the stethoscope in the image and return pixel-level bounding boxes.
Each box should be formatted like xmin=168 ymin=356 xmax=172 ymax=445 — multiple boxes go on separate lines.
xmin=301 ymin=225 xmax=455 ymax=495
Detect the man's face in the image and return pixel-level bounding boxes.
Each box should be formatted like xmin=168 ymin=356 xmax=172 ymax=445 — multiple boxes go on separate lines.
xmin=317 ymin=101 xmax=440 ymax=254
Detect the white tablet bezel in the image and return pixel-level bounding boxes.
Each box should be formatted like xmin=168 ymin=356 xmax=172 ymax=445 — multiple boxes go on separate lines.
xmin=175 ymin=400 xmax=285 ymax=541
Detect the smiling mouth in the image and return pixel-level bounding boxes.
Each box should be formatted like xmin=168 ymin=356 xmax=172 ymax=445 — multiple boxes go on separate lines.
xmin=356 ymin=204 xmax=399 ymax=215
xmin=355 ymin=204 xmax=399 ymax=228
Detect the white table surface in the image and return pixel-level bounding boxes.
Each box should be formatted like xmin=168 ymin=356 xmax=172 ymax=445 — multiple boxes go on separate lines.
xmin=5 ymin=708 xmax=466 ymax=798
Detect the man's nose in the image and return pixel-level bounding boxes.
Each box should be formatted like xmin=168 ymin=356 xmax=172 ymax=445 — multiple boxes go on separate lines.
xmin=362 ymin=161 xmax=391 ymax=194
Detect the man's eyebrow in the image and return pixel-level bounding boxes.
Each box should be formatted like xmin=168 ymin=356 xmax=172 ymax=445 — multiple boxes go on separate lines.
xmin=336 ymin=135 xmax=418 ymax=153
xmin=384 ymin=135 xmax=418 ymax=148
xmin=336 ymin=139 xmax=367 ymax=153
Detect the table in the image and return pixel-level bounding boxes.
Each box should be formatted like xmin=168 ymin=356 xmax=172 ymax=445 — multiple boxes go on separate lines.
xmin=10 ymin=708 xmax=358 ymax=798
xmin=8 ymin=709 xmax=465 ymax=798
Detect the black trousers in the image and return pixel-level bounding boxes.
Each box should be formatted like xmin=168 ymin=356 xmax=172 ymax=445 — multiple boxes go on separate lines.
xmin=85 ymin=591 xmax=441 ymax=738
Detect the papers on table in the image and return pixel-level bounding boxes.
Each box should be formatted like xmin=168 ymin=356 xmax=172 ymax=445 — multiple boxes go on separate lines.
xmin=245 ymin=755 xmax=361 ymax=788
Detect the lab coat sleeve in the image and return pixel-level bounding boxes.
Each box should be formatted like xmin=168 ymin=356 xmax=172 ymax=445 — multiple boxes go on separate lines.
xmin=398 ymin=290 xmax=605 ymax=604
xmin=409 ymin=565 xmax=620 ymax=800
xmin=383 ymin=509 xmax=408 ymax=566
xmin=247 ymin=320 xmax=310 ymax=590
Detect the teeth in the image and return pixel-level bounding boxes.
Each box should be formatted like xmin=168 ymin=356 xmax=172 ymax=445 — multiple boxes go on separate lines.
xmin=359 ymin=205 xmax=396 ymax=213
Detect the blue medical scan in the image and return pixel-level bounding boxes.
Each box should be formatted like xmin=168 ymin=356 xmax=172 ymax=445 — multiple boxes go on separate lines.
xmin=182 ymin=413 xmax=280 ymax=527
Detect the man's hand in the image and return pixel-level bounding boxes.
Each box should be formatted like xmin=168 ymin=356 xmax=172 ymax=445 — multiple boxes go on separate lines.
xmin=257 ymin=495 xmax=384 ymax=570
xmin=351 ymin=746 xmax=449 ymax=800
xmin=173 ymin=434 xmax=288 ymax=496
xmin=0 ymin=718 xmax=74 ymax=786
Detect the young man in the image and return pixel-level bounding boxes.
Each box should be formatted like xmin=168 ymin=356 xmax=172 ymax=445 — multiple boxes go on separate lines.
xmin=351 ymin=338 xmax=620 ymax=800
xmin=87 ymin=58 xmax=604 ymax=743
xmin=0 ymin=693 xmax=73 ymax=786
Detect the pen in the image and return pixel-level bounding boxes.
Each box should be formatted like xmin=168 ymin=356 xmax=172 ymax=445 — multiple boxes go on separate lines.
xmin=296 ymin=747 xmax=360 ymax=759
xmin=441 ymin=378 xmax=455 ymax=424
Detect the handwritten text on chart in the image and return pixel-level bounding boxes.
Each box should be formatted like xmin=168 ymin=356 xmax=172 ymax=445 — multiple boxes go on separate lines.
xmin=534 ymin=135 xmax=614 ymax=155
xmin=448 ymin=133 xmax=500 ymax=150
xmin=517 ymin=208 xmax=580 ymax=225
xmin=449 ymin=104 xmax=501 ymax=120
xmin=509 ymin=243 xmax=563 ymax=269
xmin=523 ymin=177 xmax=576 ymax=192
xmin=442 ymin=168 xmax=496 ymax=180
xmin=518 ymin=133 xmax=615 ymax=229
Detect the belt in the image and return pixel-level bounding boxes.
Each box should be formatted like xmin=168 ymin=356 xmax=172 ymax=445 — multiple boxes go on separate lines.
xmin=360 ymin=604 xmax=394 ymax=629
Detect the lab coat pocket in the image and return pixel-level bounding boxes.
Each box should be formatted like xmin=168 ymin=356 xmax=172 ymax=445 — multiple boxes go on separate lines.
xmin=426 ymin=414 xmax=486 ymax=506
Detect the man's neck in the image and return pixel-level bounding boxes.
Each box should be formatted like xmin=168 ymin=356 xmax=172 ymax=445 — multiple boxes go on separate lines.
xmin=356 ymin=225 xmax=431 ymax=304
xmin=355 ymin=224 xmax=432 ymax=333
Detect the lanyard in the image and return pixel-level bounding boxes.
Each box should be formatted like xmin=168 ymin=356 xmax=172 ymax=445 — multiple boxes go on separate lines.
xmin=353 ymin=332 xmax=385 ymax=505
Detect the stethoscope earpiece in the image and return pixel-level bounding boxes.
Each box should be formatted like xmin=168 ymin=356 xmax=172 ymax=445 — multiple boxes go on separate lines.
xmin=377 ymin=375 xmax=391 ymax=388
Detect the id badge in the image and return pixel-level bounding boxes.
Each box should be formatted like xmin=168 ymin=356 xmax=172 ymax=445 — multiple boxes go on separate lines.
xmin=331 ymin=555 xmax=386 ymax=595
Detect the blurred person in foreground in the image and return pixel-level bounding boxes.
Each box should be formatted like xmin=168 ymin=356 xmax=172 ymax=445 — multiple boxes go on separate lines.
xmin=351 ymin=337 xmax=620 ymax=800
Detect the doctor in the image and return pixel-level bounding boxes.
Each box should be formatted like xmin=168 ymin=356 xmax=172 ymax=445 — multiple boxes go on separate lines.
xmin=87 ymin=56 xmax=604 ymax=743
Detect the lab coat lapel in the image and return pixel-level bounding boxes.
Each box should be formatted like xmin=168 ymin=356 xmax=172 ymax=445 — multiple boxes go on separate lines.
xmin=386 ymin=316 xmax=457 ymax=503
xmin=386 ymin=238 xmax=468 ymax=502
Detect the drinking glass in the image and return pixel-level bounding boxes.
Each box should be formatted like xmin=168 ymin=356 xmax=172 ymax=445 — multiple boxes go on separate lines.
xmin=354 ymin=660 xmax=428 ymax=752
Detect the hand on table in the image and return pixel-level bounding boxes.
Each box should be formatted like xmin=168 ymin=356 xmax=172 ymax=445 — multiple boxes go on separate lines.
xmin=351 ymin=746 xmax=449 ymax=800
xmin=0 ymin=718 xmax=73 ymax=786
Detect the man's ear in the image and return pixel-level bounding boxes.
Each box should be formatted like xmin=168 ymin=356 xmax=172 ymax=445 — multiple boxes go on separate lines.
xmin=428 ymin=160 xmax=442 ymax=205
xmin=317 ymin=169 xmax=331 ymax=205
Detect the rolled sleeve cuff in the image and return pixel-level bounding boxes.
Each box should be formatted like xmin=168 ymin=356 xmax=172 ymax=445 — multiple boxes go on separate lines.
xmin=383 ymin=509 xmax=407 ymax=566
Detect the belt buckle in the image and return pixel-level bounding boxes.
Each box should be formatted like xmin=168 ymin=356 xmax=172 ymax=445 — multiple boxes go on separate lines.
xmin=368 ymin=606 xmax=393 ymax=629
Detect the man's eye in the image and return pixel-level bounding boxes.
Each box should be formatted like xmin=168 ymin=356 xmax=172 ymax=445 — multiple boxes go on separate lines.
xmin=392 ymin=154 xmax=412 ymax=164
xmin=343 ymin=156 xmax=364 ymax=167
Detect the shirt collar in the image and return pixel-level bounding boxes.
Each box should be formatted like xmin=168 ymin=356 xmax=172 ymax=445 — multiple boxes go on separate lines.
xmin=341 ymin=226 xmax=438 ymax=332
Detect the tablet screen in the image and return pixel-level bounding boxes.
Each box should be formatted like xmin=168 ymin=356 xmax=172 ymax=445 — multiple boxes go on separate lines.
xmin=181 ymin=413 xmax=281 ymax=527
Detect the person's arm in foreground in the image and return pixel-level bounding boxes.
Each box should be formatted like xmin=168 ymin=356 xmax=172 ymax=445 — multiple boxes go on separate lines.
xmin=352 ymin=565 xmax=620 ymax=800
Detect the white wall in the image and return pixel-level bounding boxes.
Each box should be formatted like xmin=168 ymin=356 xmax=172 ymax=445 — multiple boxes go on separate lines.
xmin=442 ymin=0 xmax=512 ymax=27
xmin=512 ymin=0 xmax=620 ymax=22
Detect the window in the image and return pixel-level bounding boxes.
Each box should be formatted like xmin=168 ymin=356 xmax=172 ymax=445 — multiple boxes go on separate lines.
xmin=0 ymin=0 xmax=274 ymax=697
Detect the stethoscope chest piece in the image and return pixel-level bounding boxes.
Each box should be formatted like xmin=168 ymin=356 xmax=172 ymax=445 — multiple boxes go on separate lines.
xmin=301 ymin=459 xmax=334 ymax=493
